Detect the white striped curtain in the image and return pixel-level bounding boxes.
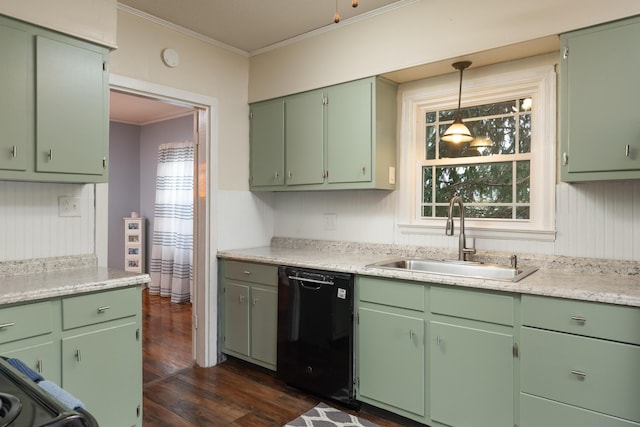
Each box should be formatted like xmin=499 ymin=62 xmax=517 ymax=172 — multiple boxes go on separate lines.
xmin=149 ymin=141 xmax=194 ymax=303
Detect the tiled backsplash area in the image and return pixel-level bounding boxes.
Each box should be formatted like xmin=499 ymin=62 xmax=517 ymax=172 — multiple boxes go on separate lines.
xmin=0 ymin=254 xmax=97 ymax=277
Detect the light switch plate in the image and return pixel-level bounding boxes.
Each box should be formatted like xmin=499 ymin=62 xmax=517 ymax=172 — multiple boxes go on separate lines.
xmin=388 ymin=166 xmax=396 ymax=185
xmin=59 ymin=196 xmax=81 ymax=217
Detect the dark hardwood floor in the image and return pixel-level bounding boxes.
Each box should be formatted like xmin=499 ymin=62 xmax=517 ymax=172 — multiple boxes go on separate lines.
xmin=142 ymin=289 xmax=414 ymax=426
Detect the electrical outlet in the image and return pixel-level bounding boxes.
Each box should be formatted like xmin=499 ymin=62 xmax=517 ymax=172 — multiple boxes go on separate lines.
xmin=59 ymin=196 xmax=81 ymax=217
xmin=323 ymin=213 xmax=337 ymax=230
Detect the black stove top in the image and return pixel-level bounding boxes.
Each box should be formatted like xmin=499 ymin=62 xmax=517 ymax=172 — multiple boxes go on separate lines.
xmin=0 ymin=358 xmax=93 ymax=427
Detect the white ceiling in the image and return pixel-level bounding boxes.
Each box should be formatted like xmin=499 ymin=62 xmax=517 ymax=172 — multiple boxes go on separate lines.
xmin=118 ymin=0 xmax=408 ymax=53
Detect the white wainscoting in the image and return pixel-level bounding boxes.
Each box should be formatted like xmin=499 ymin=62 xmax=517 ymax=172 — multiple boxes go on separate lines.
xmin=0 ymin=182 xmax=95 ymax=261
xmin=216 ymin=190 xmax=275 ymax=250
xmin=273 ymin=182 xmax=640 ymax=261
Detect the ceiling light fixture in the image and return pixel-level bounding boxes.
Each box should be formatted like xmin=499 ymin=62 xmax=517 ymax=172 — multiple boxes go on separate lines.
xmin=334 ymin=0 xmax=358 ymax=24
xmin=470 ymin=135 xmax=493 ymax=155
xmin=441 ymin=61 xmax=474 ymax=144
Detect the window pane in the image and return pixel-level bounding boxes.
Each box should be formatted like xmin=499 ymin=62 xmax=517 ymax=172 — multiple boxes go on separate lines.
xmin=434 ymin=162 xmax=513 ymax=203
xmin=422 ymin=206 xmax=432 ymax=217
xmin=516 ymin=206 xmax=530 ymax=219
xmin=426 ymin=111 xmax=436 ymax=123
xmin=466 ymin=206 xmax=513 ymax=219
xmin=422 ymin=167 xmax=433 ymax=203
xmin=439 ymin=117 xmax=516 ymax=158
xmin=516 ymin=161 xmax=530 ymax=203
xmin=426 ymin=125 xmax=436 ymax=159
xmin=519 ymin=113 xmax=531 ymax=153
xmin=440 ymin=100 xmax=516 ymax=121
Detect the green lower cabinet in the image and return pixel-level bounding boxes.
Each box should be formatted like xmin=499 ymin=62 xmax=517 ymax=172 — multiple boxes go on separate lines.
xmin=357 ymin=306 xmax=425 ymax=418
xmin=429 ymin=321 xmax=514 ymax=427
xmin=521 ymin=394 xmax=640 ymax=427
xmin=62 ymin=322 xmax=141 ymax=427
xmin=222 ymin=279 xmax=278 ymax=370
xmin=1 ymin=340 xmax=61 ymax=385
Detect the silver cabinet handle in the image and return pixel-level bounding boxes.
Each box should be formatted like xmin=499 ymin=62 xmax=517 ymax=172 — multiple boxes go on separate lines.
xmin=436 ymin=335 xmax=441 ymax=347
xmin=570 ymin=315 xmax=586 ymax=324
xmin=626 ymin=144 xmax=631 ymax=157
xmin=274 ymin=171 xmax=279 ymax=179
xmin=36 ymin=360 xmax=43 ymax=373
xmin=243 ymin=270 xmax=251 ymax=275
xmin=361 ymin=165 xmax=366 ymax=174
xmin=11 ymin=145 xmax=17 ymax=158
xmin=47 ymin=149 xmax=53 ymax=161
xmin=409 ymin=330 xmax=414 ymax=341
xmin=0 ymin=322 xmax=15 ymax=329
xmin=97 ymin=305 xmax=111 ymax=313
xmin=252 ymin=297 xmax=259 ymax=306
xmin=570 ymin=370 xmax=586 ymax=379
xmin=239 ymin=295 xmax=245 ymax=304
xmin=102 ymin=156 xmax=107 ymax=169
xmin=75 ymin=349 xmax=81 ymax=362
xmin=288 ymin=171 xmax=292 ymax=178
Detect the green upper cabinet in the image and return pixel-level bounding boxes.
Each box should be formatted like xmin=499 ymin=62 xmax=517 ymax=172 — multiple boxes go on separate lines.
xmin=249 ymin=98 xmax=285 ymax=187
xmin=249 ymin=76 xmax=397 ymax=191
xmin=326 ymin=79 xmax=373 ymax=184
xmin=0 ymin=15 xmax=109 ymax=183
xmin=560 ymin=16 xmax=640 ymax=181
xmin=35 ymin=36 xmax=108 ymax=177
xmin=285 ymin=89 xmax=325 ymax=186
xmin=0 ymin=20 xmax=30 ymax=172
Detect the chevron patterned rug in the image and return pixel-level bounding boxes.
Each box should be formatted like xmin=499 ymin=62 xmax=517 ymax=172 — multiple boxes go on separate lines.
xmin=284 ymin=402 xmax=381 ymax=427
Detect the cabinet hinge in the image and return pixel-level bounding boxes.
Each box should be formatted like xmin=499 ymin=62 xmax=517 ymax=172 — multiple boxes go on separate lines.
xmin=513 ymin=342 xmax=519 ymax=358
xmin=356 ymin=377 xmax=360 ymax=387
xmin=136 ymin=328 xmax=140 ymax=341
xmin=193 ymin=314 xmax=198 ymax=329
xmin=355 ymin=312 xmax=359 ymax=325
xmin=562 ymin=152 xmax=569 ymax=166
xmin=562 ymin=46 xmax=569 ymax=60
xmin=322 ymin=96 xmax=328 ymax=105
xmin=249 ymin=111 xmax=253 ymax=120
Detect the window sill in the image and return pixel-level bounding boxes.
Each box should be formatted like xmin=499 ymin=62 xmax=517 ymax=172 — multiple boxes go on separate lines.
xmin=398 ymin=223 xmax=556 ymax=242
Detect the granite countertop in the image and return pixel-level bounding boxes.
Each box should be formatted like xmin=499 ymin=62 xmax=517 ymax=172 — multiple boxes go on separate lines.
xmin=218 ymin=240 xmax=640 ymax=308
xmin=0 ymin=256 xmax=150 ymax=305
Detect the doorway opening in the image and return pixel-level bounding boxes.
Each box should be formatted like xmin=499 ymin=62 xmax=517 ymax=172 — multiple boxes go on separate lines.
xmin=104 ymin=76 xmax=217 ymax=368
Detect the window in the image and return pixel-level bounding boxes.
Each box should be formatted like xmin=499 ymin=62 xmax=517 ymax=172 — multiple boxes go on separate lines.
xmin=421 ymin=98 xmax=532 ymax=220
xmin=398 ymin=56 xmax=557 ymax=241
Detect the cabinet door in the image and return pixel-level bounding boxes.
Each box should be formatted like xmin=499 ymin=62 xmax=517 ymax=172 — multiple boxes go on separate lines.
xmin=430 ymin=321 xmax=514 ymax=427
xmin=1 ymin=341 xmax=60 ymax=385
xmin=561 ymin=17 xmax=640 ymax=178
xmin=326 ymin=79 xmax=373 ymax=184
xmin=285 ymin=89 xmax=325 ymax=185
xmin=250 ymin=286 xmax=277 ymax=366
xmin=0 ymin=20 xmax=30 ymax=172
xmin=35 ymin=35 xmax=108 ymax=177
xmin=250 ymin=99 xmax=285 ymax=188
xmin=358 ymin=307 xmax=425 ymax=416
xmin=223 ymin=282 xmax=250 ymax=356
xmin=62 ymin=322 xmax=141 ymax=427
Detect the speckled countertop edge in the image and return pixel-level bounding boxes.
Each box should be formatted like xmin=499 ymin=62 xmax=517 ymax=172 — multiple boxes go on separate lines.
xmin=218 ymin=239 xmax=640 ymax=308
xmin=0 ymin=255 xmax=150 ymax=305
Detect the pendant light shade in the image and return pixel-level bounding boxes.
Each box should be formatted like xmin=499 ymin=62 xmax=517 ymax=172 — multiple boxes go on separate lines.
xmin=441 ymin=61 xmax=473 ymax=144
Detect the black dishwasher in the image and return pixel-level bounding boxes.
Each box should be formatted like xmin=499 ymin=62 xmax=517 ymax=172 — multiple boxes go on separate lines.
xmin=277 ymin=266 xmax=357 ymax=408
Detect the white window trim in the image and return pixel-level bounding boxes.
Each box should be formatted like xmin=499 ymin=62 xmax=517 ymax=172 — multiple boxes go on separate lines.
xmin=396 ymin=55 xmax=557 ymax=242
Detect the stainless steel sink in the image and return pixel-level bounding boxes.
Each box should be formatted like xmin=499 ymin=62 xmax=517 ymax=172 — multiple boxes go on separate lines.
xmin=367 ymin=258 xmax=537 ymax=282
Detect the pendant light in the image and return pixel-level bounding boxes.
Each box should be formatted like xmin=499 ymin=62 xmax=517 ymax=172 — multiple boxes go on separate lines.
xmin=441 ymin=61 xmax=473 ymax=144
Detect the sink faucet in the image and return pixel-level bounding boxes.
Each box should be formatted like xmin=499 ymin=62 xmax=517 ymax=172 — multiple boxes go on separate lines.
xmin=445 ymin=196 xmax=476 ymax=261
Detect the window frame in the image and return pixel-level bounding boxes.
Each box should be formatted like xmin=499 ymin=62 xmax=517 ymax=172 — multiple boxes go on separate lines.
xmin=397 ymin=56 xmax=557 ymax=242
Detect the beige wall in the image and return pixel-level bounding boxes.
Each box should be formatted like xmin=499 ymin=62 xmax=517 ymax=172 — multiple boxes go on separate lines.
xmin=111 ymin=11 xmax=251 ymax=191
xmin=249 ymin=0 xmax=640 ymax=101
xmin=0 ymin=0 xmax=117 ymax=47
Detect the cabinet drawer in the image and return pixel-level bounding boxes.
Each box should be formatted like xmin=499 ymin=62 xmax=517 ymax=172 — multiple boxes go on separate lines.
xmin=521 ymin=393 xmax=640 ymax=427
xmin=62 ymin=287 xmax=139 ymax=330
xmin=0 ymin=301 xmax=54 ymax=344
xmin=521 ymin=327 xmax=640 ymax=422
xmin=224 ymin=261 xmax=277 ymax=286
xmin=431 ymin=286 xmax=514 ymax=326
xmin=522 ymin=295 xmax=640 ymax=345
xmin=358 ymin=276 xmax=424 ymax=312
